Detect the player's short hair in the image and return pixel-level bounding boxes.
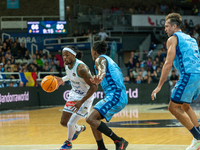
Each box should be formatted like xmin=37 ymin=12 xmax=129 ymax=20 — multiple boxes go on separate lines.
xmin=64 ymin=45 xmax=83 ymax=60
xmin=92 ymin=40 xmax=108 ymax=55
xmin=165 ymin=13 xmax=182 ymax=28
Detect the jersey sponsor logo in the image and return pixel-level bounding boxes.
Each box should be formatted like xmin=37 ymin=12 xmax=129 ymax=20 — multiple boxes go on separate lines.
xmin=73 ymin=89 xmax=85 ymax=95
xmin=71 ymin=80 xmax=80 ymax=84
xmin=73 ymin=73 xmax=76 ymax=76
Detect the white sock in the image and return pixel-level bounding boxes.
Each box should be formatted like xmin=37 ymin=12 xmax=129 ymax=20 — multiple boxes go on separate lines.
xmin=75 ymin=124 xmax=82 ymax=132
xmin=67 ymin=113 xmax=81 ymax=142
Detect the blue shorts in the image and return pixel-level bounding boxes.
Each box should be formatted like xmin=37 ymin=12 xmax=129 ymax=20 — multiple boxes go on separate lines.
xmin=94 ymin=89 xmax=128 ymax=122
xmin=171 ymin=73 xmax=200 ymax=104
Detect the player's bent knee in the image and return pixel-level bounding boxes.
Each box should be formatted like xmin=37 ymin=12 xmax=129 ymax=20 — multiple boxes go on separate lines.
xmin=60 ymin=120 xmax=68 ymax=127
xmin=86 ymin=116 xmax=93 ymax=125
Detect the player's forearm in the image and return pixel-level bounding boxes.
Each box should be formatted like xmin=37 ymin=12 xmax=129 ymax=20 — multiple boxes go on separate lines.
xmin=62 ymin=75 xmax=69 ymax=82
xmin=158 ymin=62 xmax=172 ymax=88
xmin=81 ymin=84 xmax=98 ymax=103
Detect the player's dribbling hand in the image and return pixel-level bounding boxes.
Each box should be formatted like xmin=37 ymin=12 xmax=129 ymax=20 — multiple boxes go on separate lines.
xmin=90 ymin=75 xmax=102 ymax=84
xmin=54 ymin=76 xmax=64 ymax=89
xmin=71 ymin=100 xmax=83 ymax=113
xmin=151 ymin=87 xmax=161 ymax=100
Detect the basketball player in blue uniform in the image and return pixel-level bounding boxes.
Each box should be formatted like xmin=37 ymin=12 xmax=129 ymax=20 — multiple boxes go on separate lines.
xmin=151 ymin=13 xmax=200 ymax=150
xmin=86 ymin=41 xmax=128 ymax=150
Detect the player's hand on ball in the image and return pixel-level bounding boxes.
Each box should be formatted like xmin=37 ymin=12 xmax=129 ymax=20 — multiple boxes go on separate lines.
xmin=54 ymin=76 xmax=63 ymax=89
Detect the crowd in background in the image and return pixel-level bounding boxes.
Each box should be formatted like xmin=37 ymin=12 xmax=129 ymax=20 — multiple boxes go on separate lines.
xmin=83 ymin=1 xmax=200 ymax=16
xmin=124 ymin=23 xmax=200 ymax=85
xmin=0 ymin=37 xmax=63 ymax=87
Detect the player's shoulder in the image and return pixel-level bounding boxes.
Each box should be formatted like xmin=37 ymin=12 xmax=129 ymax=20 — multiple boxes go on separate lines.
xmin=167 ymin=35 xmax=177 ymax=45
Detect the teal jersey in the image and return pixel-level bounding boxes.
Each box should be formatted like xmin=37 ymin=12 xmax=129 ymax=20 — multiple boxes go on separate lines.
xmin=172 ymin=31 xmax=200 ymax=74
xmin=94 ymin=55 xmax=126 ymax=94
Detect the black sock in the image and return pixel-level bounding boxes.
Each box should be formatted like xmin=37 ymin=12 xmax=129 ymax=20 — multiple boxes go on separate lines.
xmin=190 ymin=126 xmax=200 ymax=140
xmin=97 ymin=139 xmax=106 ymax=150
xmin=196 ymin=126 xmax=200 ymax=131
xmin=97 ymin=121 xmax=121 ymax=141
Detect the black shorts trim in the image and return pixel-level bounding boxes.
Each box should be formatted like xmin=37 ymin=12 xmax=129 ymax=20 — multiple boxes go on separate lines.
xmin=171 ymin=99 xmax=184 ymax=104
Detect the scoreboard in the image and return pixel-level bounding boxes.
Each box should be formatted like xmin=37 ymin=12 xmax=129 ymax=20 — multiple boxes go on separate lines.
xmin=27 ymin=21 xmax=67 ymax=34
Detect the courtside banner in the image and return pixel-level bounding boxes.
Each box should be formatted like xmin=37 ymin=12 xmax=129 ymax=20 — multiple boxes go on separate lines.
xmin=40 ymin=83 xmax=169 ymax=106
xmin=131 ymin=15 xmax=200 ymax=27
xmin=0 ymin=87 xmax=39 ymax=110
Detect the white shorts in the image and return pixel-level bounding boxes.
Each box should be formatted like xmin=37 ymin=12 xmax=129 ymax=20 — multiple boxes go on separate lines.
xmin=63 ymin=91 xmax=94 ymax=117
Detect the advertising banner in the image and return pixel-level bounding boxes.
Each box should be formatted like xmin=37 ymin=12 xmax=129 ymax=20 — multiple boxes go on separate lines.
xmin=0 ymin=87 xmax=39 ymax=110
xmin=132 ymin=15 xmax=200 ymax=27
xmin=38 ymin=83 xmax=170 ymax=106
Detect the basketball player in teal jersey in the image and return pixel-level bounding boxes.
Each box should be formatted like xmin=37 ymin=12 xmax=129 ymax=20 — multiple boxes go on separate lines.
xmin=151 ymin=13 xmax=200 ymax=150
xmin=86 ymin=41 xmax=128 ymax=150
xmin=55 ymin=46 xmax=98 ymax=150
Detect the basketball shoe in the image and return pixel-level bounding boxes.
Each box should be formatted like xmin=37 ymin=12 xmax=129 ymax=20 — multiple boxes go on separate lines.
xmin=72 ymin=125 xmax=86 ymax=141
xmin=186 ymin=138 xmax=200 ymax=150
xmin=114 ymin=138 xmax=129 ymax=150
xmin=60 ymin=140 xmax=72 ymax=150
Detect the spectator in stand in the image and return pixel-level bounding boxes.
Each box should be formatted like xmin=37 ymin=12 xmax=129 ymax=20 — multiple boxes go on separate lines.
xmin=192 ymin=5 xmax=198 ymax=15
xmin=41 ymin=54 xmax=48 ymax=64
xmin=53 ymin=55 xmax=57 ymax=65
xmin=143 ymin=70 xmax=153 ymax=84
xmin=160 ymin=2 xmax=166 ymax=14
xmin=19 ymin=43 xmax=27 ymax=56
xmin=130 ymin=51 xmax=139 ymax=67
xmin=146 ymin=57 xmax=153 ymax=69
xmin=49 ymin=60 xmax=57 ymax=72
xmin=140 ymin=66 xmax=147 ymax=79
xmin=4 ymin=38 xmax=10 ymax=49
xmin=152 ymin=66 xmax=161 ymax=83
xmin=160 ymin=27 xmax=167 ymax=42
xmin=10 ymin=56 xmax=15 ymax=64
xmin=23 ymin=50 xmax=30 ymax=60
xmin=47 ymin=54 xmax=52 ymax=64
xmin=132 ymin=67 xmax=140 ymax=80
xmin=4 ymin=60 xmax=12 ymax=71
xmin=155 ymin=3 xmax=161 ymax=14
xmin=9 ymin=39 xmax=13 ymax=47
xmin=29 ymin=54 xmax=36 ymax=64
xmin=135 ymin=75 xmax=142 ymax=84
xmin=103 ymin=5 xmax=111 ymax=15
xmin=36 ymin=54 xmax=43 ymax=67
xmin=170 ymin=70 xmax=178 ymax=86
xmin=5 ymin=67 xmax=14 ymax=79
xmin=15 ymin=38 xmax=20 ymax=49
xmin=126 ymin=57 xmax=134 ymax=76
xmin=2 ymin=42 xmax=7 ymax=52
xmin=11 ymin=42 xmax=18 ymax=56
xmin=87 ymin=4 xmax=95 ymax=15
xmin=151 ymin=61 xmax=157 ymax=73
xmin=5 ymin=49 xmax=12 ymax=62
xmin=16 ymin=49 xmax=22 ymax=59
xmin=7 ymin=81 xmax=18 ymax=87
xmin=34 ymin=50 xmax=39 ymax=55
xmin=39 ymin=50 xmax=44 ymax=58
xmin=155 ymin=50 xmax=163 ymax=62
xmin=80 ymin=29 xmax=86 ymax=36
xmin=72 ymin=30 xmax=80 ymax=37
xmin=184 ymin=20 xmax=190 ymax=33
xmin=193 ymin=29 xmax=199 ymax=41
xmin=111 ymin=4 xmax=119 ymax=13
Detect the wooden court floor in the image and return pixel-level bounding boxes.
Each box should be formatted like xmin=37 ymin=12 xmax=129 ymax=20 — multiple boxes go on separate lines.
xmin=1 ymin=104 xmax=200 ymax=150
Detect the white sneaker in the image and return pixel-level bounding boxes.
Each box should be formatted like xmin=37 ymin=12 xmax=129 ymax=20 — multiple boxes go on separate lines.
xmin=186 ymin=138 xmax=200 ymax=150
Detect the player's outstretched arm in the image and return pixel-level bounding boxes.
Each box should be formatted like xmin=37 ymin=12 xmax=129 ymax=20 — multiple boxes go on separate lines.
xmin=151 ymin=36 xmax=176 ymax=100
xmin=90 ymin=57 xmax=107 ymax=84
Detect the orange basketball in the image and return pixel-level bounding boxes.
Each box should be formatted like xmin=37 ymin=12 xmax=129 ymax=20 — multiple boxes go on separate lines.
xmin=41 ymin=75 xmax=58 ymax=93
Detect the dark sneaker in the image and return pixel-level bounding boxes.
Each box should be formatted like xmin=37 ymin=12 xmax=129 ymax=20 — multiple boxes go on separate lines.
xmin=114 ymin=138 xmax=129 ymax=150
xmin=72 ymin=125 xmax=86 ymax=141
xmin=60 ymin=140 xmax=72 ymax=150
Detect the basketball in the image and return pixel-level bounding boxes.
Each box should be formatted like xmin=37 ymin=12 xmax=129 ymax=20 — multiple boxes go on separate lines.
xmin=41 ymin=75 xmax=58 ymax=93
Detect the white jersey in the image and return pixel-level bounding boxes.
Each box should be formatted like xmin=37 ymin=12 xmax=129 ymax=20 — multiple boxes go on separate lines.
xmin=64 ymin=58 xmax=93 ymax=101
xmin=63 ymin=58 xmax=94 ymax=117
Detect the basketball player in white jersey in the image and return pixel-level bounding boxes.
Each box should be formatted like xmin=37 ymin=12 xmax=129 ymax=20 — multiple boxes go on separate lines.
xmin=55 ymin=46 xmax=98 ymax=150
